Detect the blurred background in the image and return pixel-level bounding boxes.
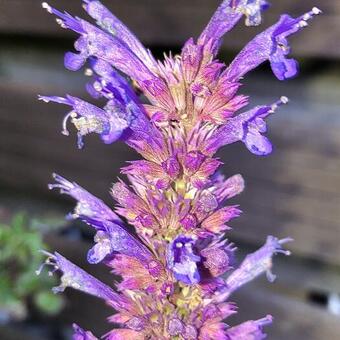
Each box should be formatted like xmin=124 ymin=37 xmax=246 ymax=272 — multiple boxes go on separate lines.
xmin=1 ymin=0 xmax=340 ymax=339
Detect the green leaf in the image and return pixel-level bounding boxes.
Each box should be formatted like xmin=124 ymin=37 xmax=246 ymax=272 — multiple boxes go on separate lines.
xmin=33 ymin=290 xmax=64 ymax=315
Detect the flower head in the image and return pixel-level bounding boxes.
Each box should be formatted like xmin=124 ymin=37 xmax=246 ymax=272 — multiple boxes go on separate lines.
xmin=39 ymin=0 xmax=318 ymax=338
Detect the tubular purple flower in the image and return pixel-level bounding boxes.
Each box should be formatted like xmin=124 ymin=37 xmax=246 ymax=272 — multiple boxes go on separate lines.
xmin=199 ymin=0 xmax=269 ymax=49
xmin=37 ymin=251 xmax=120 ymax=303
xmin=38 ymin=94 xmax=129 ymax=148
xmin=224 ymin=7 xmax=322 ymax=81
xmin=85 ymin=219 xmax=156 ymax=266
xmin=181 ymin=38 xmax=203 ymax=83
xmin=205 ymin=96 xmax=289 ymax=155
xmin=213 ymin=174 xmax=245 ymax=203
xmin=214 ymin=236 xmax=292 ymax=302
xmin=81 ymin=0 xmax=158 ymax=72
xmin=87 ymin=58 xmax=140 ymax=105
xmin=48 ymin=173 xmax=121 ymax=222
xmin=167 ymin=235 xmax=201 ymax=285
xmin=42 ymin=3 xmax=159 ymax=83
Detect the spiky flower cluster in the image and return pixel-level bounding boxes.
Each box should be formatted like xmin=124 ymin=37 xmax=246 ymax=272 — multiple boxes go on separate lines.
xmin=38 ymin=1 xmax=319 ymax=339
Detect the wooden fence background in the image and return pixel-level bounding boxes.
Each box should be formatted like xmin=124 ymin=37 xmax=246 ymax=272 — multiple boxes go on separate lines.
xmin=1 ymin=1 xmax=340 ymax=339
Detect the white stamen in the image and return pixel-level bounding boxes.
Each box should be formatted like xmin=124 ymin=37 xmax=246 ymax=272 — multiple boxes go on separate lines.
xmin=312 ymin=7 xmax=322 ymax=15
xmin=41 ymin=2 xmax=52 ymax=13
xmin=303 ymin=13 xmax=311 ymax=21
xmin=71 ymin=282 xmax=81 ymax=289
xmin=301 ymin=7 xmax=322 ymax=26
xmin=39 ymin=97 xmax=50 ymax=103
xmin=84 ymin=68 xmax=93 ymax=76
xmin=35 ymin=263 xmax=46 ymax=275
xmin=56 ymin=18 xmax=66 ymax=28
xmin=72 ymin=116 xmax=104 ymax=136
xmin=299 ymin=20 xmax=308 ymax=28
xmin=280 ymin=96 xmax=289 ymax=104
xmin=93 ymin=81 xmax=102 ymax=92
xmin=62 ymin=111 xmax=76 ymax=136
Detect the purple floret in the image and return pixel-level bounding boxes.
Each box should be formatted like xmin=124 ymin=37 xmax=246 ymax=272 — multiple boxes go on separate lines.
xmin=167 ymin=235 xmax=201 ymax=285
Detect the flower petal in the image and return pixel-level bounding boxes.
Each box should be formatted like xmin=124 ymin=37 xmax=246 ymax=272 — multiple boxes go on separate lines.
xmin=38 ymin=252 xmax=120 ymax=304
xmin=82 ymin=0 xmax=158 ymax=72
xmin=199 ymin=0 xmax=269 ymax=51
xmin=72 ymin=324 xmax=98 ymax=340
xmin=85 ymin=219 xmax=155 ymax=265
xmin=167 ymin=235 xmax=201 ymax=285
xmin=215 ymin=236 xmax=292 ymax=302
xmin=225 ymin=315 xmax=273 ymax=340
xmin=224 ymin=7 xmax=321 ymax=81
xmin=204 ymin=97 xmax=288 ymax=155
xmin=39 ymin=94 xmax=129 ymax=148
xmin=42 ymin=3 xmax=158 ymax=83
xmin=48 ymin=173 xmax=121 ymax=222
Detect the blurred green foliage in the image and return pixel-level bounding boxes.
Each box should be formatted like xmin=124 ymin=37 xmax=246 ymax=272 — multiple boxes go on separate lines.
xmin=0 ymin=213 xmax=64 ymax=321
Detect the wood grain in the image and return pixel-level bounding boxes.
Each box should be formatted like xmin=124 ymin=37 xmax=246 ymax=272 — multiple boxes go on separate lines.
xmin=233 ymin=286 xmax=340 ymax=340
xmin=0 ymin=0 xmax=338 ymax=57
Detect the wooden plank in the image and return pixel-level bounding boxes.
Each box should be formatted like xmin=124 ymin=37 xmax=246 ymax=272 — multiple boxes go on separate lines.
xmin=233 ymin=287 xmax=340 ymax=340
xmin=0 ymin=0 xmax=338 ymax=58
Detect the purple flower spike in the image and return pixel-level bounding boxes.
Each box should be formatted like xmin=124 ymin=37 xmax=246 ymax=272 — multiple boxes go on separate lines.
xmin=72 ymin=324 xmax=98 ymax=340
xmin=225 ymin=7 xmax=321 ymax=81
xmin=48 ymin=173 xmax=121 ymax=222
xmin=205 ymin=96 xmax=289 ymax=155
xmin=38 ymin=94 xmax=129 ymax=148
xmin=215 ymin=236 xmax=292 ymax=302
xmin=167 ymin=235 xmax=201 ymax=285
xmin=41 ymin=1 xmax=318 ymax=337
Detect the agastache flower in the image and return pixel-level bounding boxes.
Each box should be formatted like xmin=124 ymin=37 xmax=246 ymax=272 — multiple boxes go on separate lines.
xmin=167 ymin=235 xmax=201 ymax=285
xmin=38 ymin=95 xmax=130 ymax=148
xmin=48 ymin=173 xmax=121 ymax=222
xmin=36 ymin=251 xmax=121 ymax=303
xmin=39 ymin=1 xmax=319 ymax=338
xmin=224 ymin=7 xmax=322 ymax=81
